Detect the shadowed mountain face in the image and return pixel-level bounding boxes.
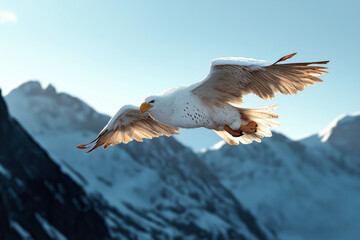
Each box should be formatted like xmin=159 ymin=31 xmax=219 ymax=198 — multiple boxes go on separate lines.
xmin=4 ymin=81 xmax=275 ymax=239
xmin=0 ymin=90 xmax=111 ymax=240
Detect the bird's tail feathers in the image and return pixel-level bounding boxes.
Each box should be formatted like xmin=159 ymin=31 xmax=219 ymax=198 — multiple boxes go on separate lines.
xmin=214 ymin=105 xmax=279 ymax=145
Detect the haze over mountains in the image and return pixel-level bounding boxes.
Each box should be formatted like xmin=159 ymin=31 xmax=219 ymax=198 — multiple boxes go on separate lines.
xmin=2 ymin=80 xmax=360 ymax=240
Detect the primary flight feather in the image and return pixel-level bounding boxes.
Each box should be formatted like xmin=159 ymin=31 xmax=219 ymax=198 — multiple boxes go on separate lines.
xmin=77 ymin=53 xmax=329 ymax=153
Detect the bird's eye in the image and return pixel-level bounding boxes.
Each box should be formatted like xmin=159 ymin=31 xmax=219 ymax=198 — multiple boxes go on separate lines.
xmin=149 ymin=100 xmax=155 ymax=103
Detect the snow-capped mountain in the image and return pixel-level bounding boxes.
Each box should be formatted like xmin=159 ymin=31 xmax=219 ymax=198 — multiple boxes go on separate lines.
xmin=0 ymin=89 xmax=112 ymax=240
xmin=5 ymin=81 xmax=109 ymax=135
xmin=302 ymin=112 xmax=360 ymax=154
xmin=4 ymin=81 xmax=274 ymax=240
xmin=201 ymin=118 xmax=360 ymax=240
xmin=301 ymin=112 xmax=360 ymax=176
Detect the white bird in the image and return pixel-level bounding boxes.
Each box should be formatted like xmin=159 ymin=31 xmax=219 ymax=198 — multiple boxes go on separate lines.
xmin=77 ymin=53 xmax=328 ymax=153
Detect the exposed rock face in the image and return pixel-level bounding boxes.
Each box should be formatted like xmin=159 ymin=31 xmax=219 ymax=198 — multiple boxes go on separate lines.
xmin=0 ymin=90 xmax=111 ymax=240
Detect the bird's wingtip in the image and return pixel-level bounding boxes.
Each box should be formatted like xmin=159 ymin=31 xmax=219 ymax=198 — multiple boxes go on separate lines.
xmin=76 ymin=144 xmax=89 ymax=150
xmin=272 ymin=52 xmax=298 ymax=65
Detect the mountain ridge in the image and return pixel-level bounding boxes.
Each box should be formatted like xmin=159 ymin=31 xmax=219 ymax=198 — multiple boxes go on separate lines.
xmin=6 ymin=80 xmax=110 ymax=135
xmin=200 ymin=114 xmax=360 ymax=240
xmin=0 ymin=89 xmax=113 ymax=240
xmin=301 ymin=112 xmax=360 ymax=155
xmin=4 ymin=81 xmax=275 ymax=239
xmin=5 ymin=80 xmax=360 ymax=240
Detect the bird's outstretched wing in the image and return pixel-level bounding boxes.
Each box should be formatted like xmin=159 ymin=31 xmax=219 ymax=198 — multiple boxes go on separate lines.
xmin=76 ymin=105 xmax=179 ymax=153
xmin=192 ymin=53 xmax=329 ymax=106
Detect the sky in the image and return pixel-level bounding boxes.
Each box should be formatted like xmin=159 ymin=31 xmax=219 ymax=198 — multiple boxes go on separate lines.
xmin=1 ymin=0 xmax=359 ymax=150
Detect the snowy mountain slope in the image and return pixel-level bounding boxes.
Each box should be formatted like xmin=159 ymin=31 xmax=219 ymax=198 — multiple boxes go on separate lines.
xmin=5 ymin=81 xmax=275 ymax=240
xmin=301 ymin=112 xmax=360 ymax=176
xmin=200 ymin=129 xmax=360 ymax=240
xmin=5 ymin=81 xmax=109 ymax=135
xmin=301 ymin=112 xmax=360 ymax=152
xmin=0 ymin=90 xmax=112 ymax=240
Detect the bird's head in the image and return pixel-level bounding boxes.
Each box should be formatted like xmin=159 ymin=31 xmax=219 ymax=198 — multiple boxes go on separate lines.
xmin=140 ymin=95 xmax=161 ymax=113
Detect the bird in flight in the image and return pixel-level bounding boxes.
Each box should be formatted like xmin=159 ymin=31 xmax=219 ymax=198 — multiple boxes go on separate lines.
xmin=77 ymin=53 xmax=328 ymax=153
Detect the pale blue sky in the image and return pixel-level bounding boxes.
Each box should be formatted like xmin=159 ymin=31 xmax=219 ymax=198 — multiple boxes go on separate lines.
xmin=1 ymin=0 xmax=359 ymax=150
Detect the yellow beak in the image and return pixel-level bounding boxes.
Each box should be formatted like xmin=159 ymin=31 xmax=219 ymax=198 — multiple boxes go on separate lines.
xmin=140 ymin=102 xmax=153 ymax=113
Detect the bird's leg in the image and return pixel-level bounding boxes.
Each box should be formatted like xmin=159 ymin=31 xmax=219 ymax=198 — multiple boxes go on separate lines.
xmin=224 ymin=121 xmax=258 ymax=137
xmin=239 ymin=121 xmax=258 ymax=134
xmin=224 ymin=125 xmax=243 ymax=137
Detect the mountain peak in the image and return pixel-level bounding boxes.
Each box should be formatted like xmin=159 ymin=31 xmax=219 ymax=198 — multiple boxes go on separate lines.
xmin=11 ymin=81 xmax=59 ymax=97
xmin=5 ymin=80 xmax=109 ymax=134
xmin=319 ymin=112 xmax=360 ymax=142
xmin=15 ymin=80 xmax=43 ymax=94
xmin=319 ymin=112 xmax=360 ymax=154
xmin=45 ymin=83 xmax=56 ymax=94
xmin=0 ymin=92 xmax=112 ymax=239
xmin=301 ymin=111 xmax=360 ymax=155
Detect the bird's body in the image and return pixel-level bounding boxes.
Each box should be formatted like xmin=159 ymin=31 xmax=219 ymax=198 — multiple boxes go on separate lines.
xmin=77 ymin=53 xmax=329 ymax=153
xmin=144 ymin=86 xmax=240 ymax=130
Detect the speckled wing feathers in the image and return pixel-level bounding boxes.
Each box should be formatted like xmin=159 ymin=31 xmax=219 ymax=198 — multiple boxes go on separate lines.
xmin=192 ymin=53 xmax=329 ymax=106
xmin=76 ymin=105 xmax=179 ymax=153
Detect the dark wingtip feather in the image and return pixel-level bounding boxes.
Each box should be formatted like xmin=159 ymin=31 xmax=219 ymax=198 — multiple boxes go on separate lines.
xmin=317 ymin=60 xmax=329 ymax=64
xmin=76 ymin=134 xmax=102 ymax=153
xmin=86 ymin=147 xmax=96 ymax=154
xmin=273 ymin=52 xmax=297 ymax=65
xmin=305 ymin=60 xmax=329 ymax=65
xmin=76 ymin=144 xmax=89 ymax=149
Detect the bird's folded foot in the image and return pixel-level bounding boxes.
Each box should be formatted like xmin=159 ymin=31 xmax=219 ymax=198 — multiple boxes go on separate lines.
xmin=224 ymin=121 xmax=257 ymax=137
xmin=240 ymin=121 xmax=258 ymax=134
xmin=224 ymin=125 xmax=244 ymax=137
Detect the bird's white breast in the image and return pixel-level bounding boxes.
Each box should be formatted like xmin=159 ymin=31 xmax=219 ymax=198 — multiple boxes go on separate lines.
xmin=148 ymin=88 xmax=212 ymax=129
xmin=148 ymin=86 xmax=241 ymax=130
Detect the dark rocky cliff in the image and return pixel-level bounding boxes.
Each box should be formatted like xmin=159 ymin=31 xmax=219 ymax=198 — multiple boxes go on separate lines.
xmin=0 ymin=90 xmax=111 ymax=240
